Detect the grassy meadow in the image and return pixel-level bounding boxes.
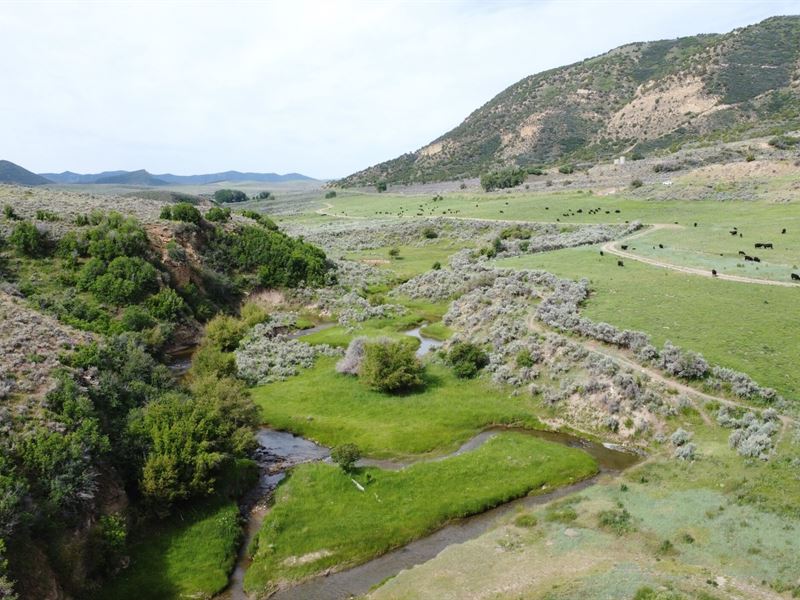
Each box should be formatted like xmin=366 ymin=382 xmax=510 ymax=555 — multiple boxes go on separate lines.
xmin=243 ymin=432 xmax=597 ymax=593
xmin=496 ymin=246 xmax=800 ymax=400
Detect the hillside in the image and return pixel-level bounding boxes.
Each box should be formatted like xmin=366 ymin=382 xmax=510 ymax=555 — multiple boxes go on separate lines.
xmin=94 ymin=169 xmax=169 ymax=185
xmin=0 ymin=160 xmax=51 ymax=186
xmin=339 ymin=15 xmax=800 ymax=186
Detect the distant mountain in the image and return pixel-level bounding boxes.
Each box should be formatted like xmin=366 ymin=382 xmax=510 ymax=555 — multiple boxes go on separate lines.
xmin=0 ymin=160 xmax=51 ymax=186
xmin=153 ymin=171 xmax=316 ymax=184
xmin=94 ymin=169 xmax=169 ymax=186
xmin=340 ymin=15 xmax=800 ymax=185
xmin=40 ymin=170 xmax=129 ymax=184
xmin=41 ymin=169 xmax=316 ymax=185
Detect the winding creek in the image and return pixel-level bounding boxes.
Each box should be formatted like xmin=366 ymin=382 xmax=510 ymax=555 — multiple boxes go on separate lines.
xmin=202 ymin=326 xmax=640 ymax=599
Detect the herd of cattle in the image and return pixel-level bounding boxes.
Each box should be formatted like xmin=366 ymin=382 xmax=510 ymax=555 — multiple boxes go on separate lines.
xmin=610 ymin=225 xmax=799 ymax=282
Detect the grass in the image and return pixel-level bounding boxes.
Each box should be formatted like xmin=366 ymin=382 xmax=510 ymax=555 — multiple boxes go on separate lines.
xmin=252 ymin=357 xmax=543 ymax=459
xmin=95 ymin=499 xmax=241 ymax=600
xmin=419 ymin=321 xmax=452 ymax=340
xmin=346 ymin=239 xmax=473 ymax=280
xmin=243 ymin=432 xmax=598 ymax=594
xmin=496 ymin=246 xmax=800 ymax=399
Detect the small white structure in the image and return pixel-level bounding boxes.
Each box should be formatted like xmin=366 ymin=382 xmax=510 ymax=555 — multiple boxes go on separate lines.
xmin=613 ymin=156 xmax=627 ymax=166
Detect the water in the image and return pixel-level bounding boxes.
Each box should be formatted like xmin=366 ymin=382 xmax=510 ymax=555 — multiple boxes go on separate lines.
xmin=403 ymin=326 xmax=445 ymax=357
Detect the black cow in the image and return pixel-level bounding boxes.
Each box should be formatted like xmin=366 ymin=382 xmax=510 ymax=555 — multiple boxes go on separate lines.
xmin=738 ymin=251 xmax=746 ymax=256
xmin=600 ymin=250 xmax=604 ymax=256
xmin=617 ymin=260 xmax=624 ymax=267
xmin=729 ymin=230 xmax=738 ymax=236
xmin=621 ymin=245 xmax=628 ymax=250
xmin=694 ymin=222 xmax=698 ymax=227
xmin=764 ymin=243 xmax=774 ymax=249
xmin=712 ymin=269 xmax=717 ymax=276
xmin=753 ymin=256 xmax=761 ymax=263
xmin=744 ymin=255 xmax=753 ymax=261
xmin=615 ymin=209 xmax=621 ymax=213
xmin=792 ymin=273 xmax=800 ymax=281
xmin=658 ymin=244 xmax=664 ymax=249
xmin=781 ymin=228 xmax=786 ymax=234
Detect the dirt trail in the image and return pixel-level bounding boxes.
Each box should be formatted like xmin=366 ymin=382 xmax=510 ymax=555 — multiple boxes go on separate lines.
xmin=602 ymin=224 xmax=798 ymax=288
xmin=315 ymin=201 xmax=369 ymax=220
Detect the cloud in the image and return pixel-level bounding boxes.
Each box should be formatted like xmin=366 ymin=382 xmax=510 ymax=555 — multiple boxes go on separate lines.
xmin=0 ymin=0 xmax=797 ymax=178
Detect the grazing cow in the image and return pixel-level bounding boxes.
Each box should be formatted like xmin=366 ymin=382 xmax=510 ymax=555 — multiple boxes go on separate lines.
xmin=621 ymin=245 xmax=628 ymax=250
xmin=792 ymin=273 xmax=800 ymax=281
xmin=755 ymin=243 xmax=763 ymax=249
xmin=694 ymin=222 xmax=698 ymax=227
xmin=658 ymin=244 xmax=664 ymax=249
xmin=615 ymin=209 xmax=621 ymax=214
xmin=753 ymin=256 xmax=761 ymax=263
xmin=600 ymin=250 xmax=604 ymax=256
xmin=617 ymin=260 xmax=624 ymax=267
xmin=739 ymin=233 xmax=742 ymax=238
xmin=745 ymin=255 xmax=753 ymax=261
xmin=781 ymin=228 xmax=786 ymax=234
xmin=712 ymin=269 xmax=717 ymax=276
xmin=577 ymin=209 xmax=583 ymax=213
xmin=764 ymin=243 xmax=773 ymax=249
xmin=729 ymin=230 xmax=738 ymax=236
xmin=738 ymin=251 xmax=746 ymax=256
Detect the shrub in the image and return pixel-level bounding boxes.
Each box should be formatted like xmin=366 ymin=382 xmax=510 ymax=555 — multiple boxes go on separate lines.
xmin=331 ymin=443 xmax=361 ymax=473
xmin=514 ymin=513 xmax=538 ymax=528
xmin=159 ymin=206 xmax=172 ymax=220
xmin=376 ymin=181 xmax=387 ymax=193
xmin=447 ymin=341 xmax=489 ymax=378
xmin=359 ymin=339 xmax=424 ymax=393
xmin=213 ymin=189 xmax=249 ymax=203
xmin=147 ymin=288 xmax=186 ymax=321
xmin=10 ymin=221 xmax=47 ymax=256
xmin=516 ymin=349 xmax=535 ymax=368
xmin=84 ymin=213 xmax=149 ymax=260
xmin=598 ymin=506 xmax=634 ymax=535
xmin=337 ymin=337 xmax=367 ymax=375
xmin=35 ymin=210 xmax=59 ymax=221
xmin=324 ymin=190 xmax=337 ymax=199
xmin=657 ymin=342 xmax=708 ymax=379
xmin=88 ymin=256 xmax=159 ymax=305
xmin=558 ymin=164 xmax=574 ymax=174
xmin=169 ymin=202 xmax=202 ymax=224
xmin=206 ymin=206 xmax=231 ymax=222
xmin=421 ymin=227 xmax=438 ymax=239
xmin=432 ymin=261 xmax=441 ymax=270
xmin=480 ymin=168 xmax=526 ymax=191
xmin=631 ymin=178 xmax=643 ymax=188
xmin=3 ymin=204 xmax=19 ymax=220
xmin=191 ymin=344 xmax=237 ymax=379
xmin=388 ymin=247 xmax=400 ymax=259
xmin=204 ymin=314 xmax=247 ymax=351
xmin=120 ymin=305 xmax=156 ymax=331
xmin=240 ymin=210 xmax=278 ymax=231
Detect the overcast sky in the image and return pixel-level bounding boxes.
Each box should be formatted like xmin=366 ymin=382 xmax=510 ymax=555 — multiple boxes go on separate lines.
xmin=1 ymin=1 xmax=798 ymax=178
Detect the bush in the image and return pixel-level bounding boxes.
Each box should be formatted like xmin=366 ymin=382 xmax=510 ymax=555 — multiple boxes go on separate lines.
xmin=85 ymin=256 xmax=159 ymax=305
xmin=120 ymin=305 xmax=156 ymax=331
xmin=447 ymin=342 xmax=488 ymax=378
xmin=85 ymin=213 xmax=149 ymax=261
xmin=331 ymin=443 xmax=361 ymax=473
xmin=169 ymin=202 xmax=202 ymax=224
xmin=35 ymin=210 xmax=59 ymax=221
xmin=204 ymin=314 xmax=247 ymax=352
xmin=359 ymin=339 xmax=424 ymax=393
xmin=598 ymin=506 xmax=634 ymax=535
xmin=240 ymin=210 xmax=278 ymax=231
xmin=336 ymin=337 xmax=367 ymax=375
xmin=205 ymin=206 xmax=231 ymax=222
xmin=324 ymin=190 xmax=337 ymax=199
xmin=213 ymin=189 xmax=249 ymax=203
xmin=3 ymin=204 xmax=19 ymax=221
xmin=558 ymin=164 xmax=574 ymax=174
xmin=376 ymin=181 xmax=387 ymax=193
xmin=421 ymin=227 xmax=438 ymax=239
xmin=432 ymin=261 xmax=441 ymax=270
xmin=10 ymin=221 xmax=47 ymax=257
xmin=159 ymin=206 xmax=172 ymax=220
xmin=388 ymin=247 xmax=401 ymax=259
xmin=480 ymin=168 xmax=526 ymax=191
xmin=147 ymin=288 xmax=186 ymax=321
xmin=631 ymin=179 xmax=643 ymax=188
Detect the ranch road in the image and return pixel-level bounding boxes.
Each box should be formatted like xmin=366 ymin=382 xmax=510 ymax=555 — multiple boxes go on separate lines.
xmin=602 ymin=224 xmax=798 ymax=288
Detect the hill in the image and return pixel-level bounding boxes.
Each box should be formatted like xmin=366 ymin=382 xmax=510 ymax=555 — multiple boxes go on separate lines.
xmin=41 ymin=169 xmax=316 ymax=185
xmin=93 ymin=169 xmax=169 ymax=185
xmin=339 ymin=15 xmax=800 ymax=186
xmin=0 ymin=160 xmax=51 ymax=185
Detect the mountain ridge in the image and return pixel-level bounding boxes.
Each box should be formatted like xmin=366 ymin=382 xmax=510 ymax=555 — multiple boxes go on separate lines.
xmin=339 ymin=15 xmax=800 ymax=186
xmin=0 ymin=160 xmax=52 ymax=186
xmin=40 ymin=169 xmax=317 ymax=185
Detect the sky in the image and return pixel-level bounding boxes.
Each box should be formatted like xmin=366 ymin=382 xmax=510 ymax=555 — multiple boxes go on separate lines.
xmin=1 ymin=1 xmax=798 ymax=179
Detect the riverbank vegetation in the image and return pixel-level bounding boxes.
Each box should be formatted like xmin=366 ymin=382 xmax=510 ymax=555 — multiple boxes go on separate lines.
xmin=244 ymin=432 xmax=597 ymax=593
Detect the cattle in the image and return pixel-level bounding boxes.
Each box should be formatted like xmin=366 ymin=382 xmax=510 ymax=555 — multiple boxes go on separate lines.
xmin=621 ymin=245 xmax=628 ymax=250
xmin=658 ymin=244 xmax=664 ymax=249
xmin=754 ymin=243 xmax=772 ymax=249
xmin=753 ymin=256 xmax=761 ymax=263
xmin=765 ymin=243 xmax=773 ymax=249
xmin=738 ymin=251 xmax=746 ymax=256
xmin=577 ymin=209 xmax=583 ymax=213
xmin=744 ymin=255 xmax=753 ymax=261
xmin=615 ymin=209 xmax=621 ymax=214
xmin=781 ymin=228 xmax=786 ymax=234
xmin=600 ymin=250 xmax=604 ymax=256
xmin=617 ymin=260 xmax=624 ymax=267
xmin=792 ymin=273 xmax=800 ymax=281
xmin=694 ymin=222 xmax=698 ymax=227
xmin=729 ymin=230 xmax=738 ymax=236
xmin=712 ymin=269 xmax=717 ymax=276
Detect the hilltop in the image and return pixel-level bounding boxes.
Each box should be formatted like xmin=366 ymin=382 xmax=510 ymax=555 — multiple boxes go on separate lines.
xmin=41 ymin=169 xmax=317 ymax=185
xmin=340 ymin=15 xmax=800 ymax=186
xmin=0 ymin=160 xmax=51 ymax=186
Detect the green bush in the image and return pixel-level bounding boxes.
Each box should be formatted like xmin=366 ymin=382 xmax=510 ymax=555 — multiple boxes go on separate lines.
xmin=204 ymin=314 xmax=247 ymax=352
xmin=3 ymin=204 xmax=19 ymax=221
xmin=447 ymin=342 xmax=488 ymax=378
xmin=598 ymin=506 xmax=634 ymax=535
xmin=516 ymin=349 xmax=535 ymax=368
xmin=87 ymin=256 xmax=159 ymax=305
xmin=206 ymin=206 xmax=231 ymax=222
xmin=169 ymin=203 xmax=202 ymax=224
xmin=558 ymin=164 xmax=575 ymax=174
xmin=631 ymin=178 xmax=643 ymax=188
xmin=85 ymin=213 xmax=149 ymax=261
xmin=480 ymin=168 xmax=526 ymax=191
xmin=10 ymin=221 xmax=47 ymax=257
xmin=324 ymin=190 xmax=337 ymax=199
xmin=359 ymin=339 xmax=424 ymax=393
xmin=213 ymin=189 xmax=248 ymax=204
xmin=159 ymin=206 xmax=173 ymax=220
xmin=147 ymin=288 xmax=186 ymax=321
xmin=432 ymin=261 xmax=442 ymax=270
xmin=121 ymin=305 xmax=156 ymax=331
xmin=376 ymin=181 xmax=387 ymax=193
xmin=421 ymin=227 xmax=438 ymax=239
xmin=331 ymin=443 xmax=361 ymax=473
xmin=240 ymin=210 xmax=278 ymax=231
xmin=35 ymin=210 xmax=59 ymax=222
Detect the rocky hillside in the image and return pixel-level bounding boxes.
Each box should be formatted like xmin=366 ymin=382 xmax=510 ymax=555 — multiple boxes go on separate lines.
xmin=340 ymin=15 xmax=800 ymax=185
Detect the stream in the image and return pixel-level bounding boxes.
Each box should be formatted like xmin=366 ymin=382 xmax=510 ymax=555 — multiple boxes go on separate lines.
xmin=204 ymin=325 xmax=638 ymax=599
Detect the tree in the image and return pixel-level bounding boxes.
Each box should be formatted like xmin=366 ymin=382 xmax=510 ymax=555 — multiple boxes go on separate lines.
xmin=169 ymin=202 xmax=202 ymax=224
xmin=9 ymin=221 xmax=47 ymax=257
xmin=84 ymin=256 xmax=158 ymax=305
xmin=331 ymin=443 xmax=361 ymax=473
xmin=213 ymin=189 xmax=248 ymax=203
xmin=376 ymin=181 xmax=387 ymax=193
xmin=480 ymin=168 xmax=526 ymax=192
xmin=359 ymin=339 xmax=424 ymax=393
xmin=205 ymin=206 xmax=231 ymax=222
xmin=447 ymin=341 xmax=489 ymax=378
